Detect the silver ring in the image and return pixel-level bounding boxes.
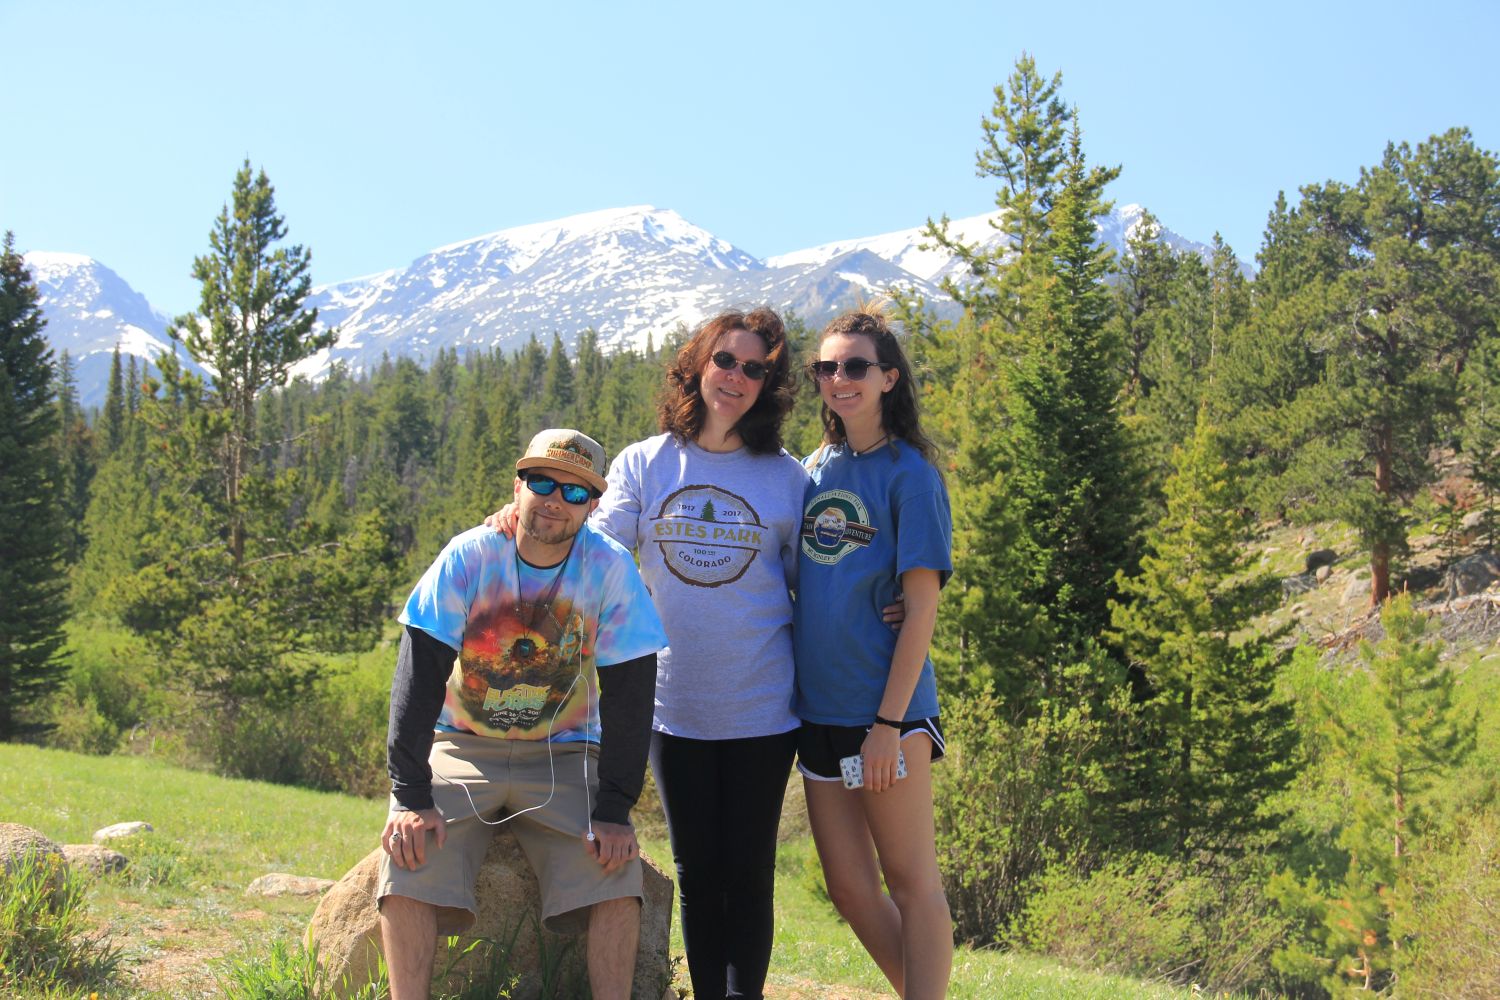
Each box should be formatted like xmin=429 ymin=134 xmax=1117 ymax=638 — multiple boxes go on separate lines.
xmin=390 ymin=830 xmax=403 ymax=842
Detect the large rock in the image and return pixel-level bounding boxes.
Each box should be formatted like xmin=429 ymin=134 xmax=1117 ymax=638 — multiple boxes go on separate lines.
xmin=62 ymin=843 xmax=129 ymax=876
xmin=1447 ymin=551 xmax=1500 ymax=600
xmin=1281 ymin=573 xmax=1316 ymax=601
xmin=247 ymin=873 xmax=335 ymax=897
xmin=0 ymin=824 xmax=66 ymax=898
xmin=93 ymin=821 xmax=152 ymax=843
xmin=0 ymin=823 xmax=64 ymax=874
xmin=1305 ymin=548 xmax=1337 ymax=574
xmin=307 ymin=828 xmax=673 ymax=999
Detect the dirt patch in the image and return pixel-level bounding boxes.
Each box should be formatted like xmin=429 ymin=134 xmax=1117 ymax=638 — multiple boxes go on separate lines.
xmin=106 ymin=899 xmax=247 ymax=997
xmin=764 ymin=976 xmax=890 ymax=999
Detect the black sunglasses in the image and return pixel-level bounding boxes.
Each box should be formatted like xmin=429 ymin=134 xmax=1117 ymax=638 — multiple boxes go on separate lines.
xmin=711 ymin=351 xmax=769 ymax=381
xmin=808 ymin=358 xmax=893 ymax=382
xmin=523 ymin=472 xmax=596 ymax=505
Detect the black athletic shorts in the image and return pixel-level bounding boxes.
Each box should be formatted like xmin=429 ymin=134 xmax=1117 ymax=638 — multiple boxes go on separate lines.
xmin=796 ymin=717 xmax=945 ymax=782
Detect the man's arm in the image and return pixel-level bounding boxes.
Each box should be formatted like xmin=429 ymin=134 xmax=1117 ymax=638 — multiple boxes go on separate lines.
xmin=387 ymin=624 xmax=458 ymax=812
xmin=592 ymin=652 xmax=657 ymax=824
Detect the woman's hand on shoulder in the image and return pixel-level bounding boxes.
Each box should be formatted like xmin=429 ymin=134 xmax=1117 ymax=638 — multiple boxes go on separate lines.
xmin=484 ymin=503 xmax=520 ymax=538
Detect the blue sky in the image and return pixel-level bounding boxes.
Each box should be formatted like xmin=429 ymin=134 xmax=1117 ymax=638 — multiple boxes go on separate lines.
xmin=3 ymin=0 xmax=1497 ymax=317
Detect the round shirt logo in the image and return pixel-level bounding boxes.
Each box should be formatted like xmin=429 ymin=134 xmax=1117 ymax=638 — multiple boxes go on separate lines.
xmin=650 ymin=485 xmax=766 ymax=587
xmin=801 ymin=489 xmax=877 ymax=565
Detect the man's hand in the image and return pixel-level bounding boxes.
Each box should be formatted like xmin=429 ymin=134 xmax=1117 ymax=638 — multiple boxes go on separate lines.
xmin=382 ymin=808 xmax=446 ymax=870
xmin=585 ymin=821 xmax=639 ymax=875
xmin=483 ymin=503 xmax=520 ymax=537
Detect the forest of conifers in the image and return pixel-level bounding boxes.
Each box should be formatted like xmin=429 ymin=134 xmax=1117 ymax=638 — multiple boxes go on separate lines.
xmin=5 ymin=57 xmax=1499 ymax=997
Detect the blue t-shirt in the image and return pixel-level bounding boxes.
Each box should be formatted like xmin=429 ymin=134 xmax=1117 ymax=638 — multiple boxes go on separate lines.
xmin=400 ymin=523 xmax=668 ymax=744
xmin=793 ymin=440 xmax=952 ymax=725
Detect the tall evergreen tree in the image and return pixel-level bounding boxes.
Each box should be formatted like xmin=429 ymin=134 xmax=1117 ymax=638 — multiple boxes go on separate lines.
xmin=1109 ymin=209 xmax=1180 ymax=415
xmin=1272 ymin=596 xmax=1477 ymax=996
xmin=52 ymin=350 xmax=95 ymax=564
xmin=1107 ymin=414 xmax=1296 ymax=855
xmin=94 ymin=166 xmax=397 ymax=753
xmin=0 ymin=232 xmax=68 ymax=739
xmin=541 ymin=331 xmax=575 ymax=422
xmin=166 ymin=158 xmax=334 ymax=565
xmin=1459 ymin=328 xmax=1500 ymax=547
xmin=1254 ymin=130 xmax=1500 ymax=603
xmin=907 ymin=82 xmax=1138 ymax=699
xmin=99 ymin=344 xmax=126 ymax=455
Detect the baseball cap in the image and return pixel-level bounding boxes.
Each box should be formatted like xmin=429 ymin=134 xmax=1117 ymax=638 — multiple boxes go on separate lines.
xmin=515 ymin=428 xmax=608 ymax=494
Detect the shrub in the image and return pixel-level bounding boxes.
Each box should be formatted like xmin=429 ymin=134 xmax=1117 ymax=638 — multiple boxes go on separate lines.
xmin=46 ymin=627 xmax=153 ymax=755
xmin=0 ymin=847 xmax=121 ymax=997
xmin=1400 ymin=808 xmax=1500 ymax=998
xmin=933 ymin=681 xmax=1112 ymax=943
xmin=1009 ymin=854 xmax=1296 ymax=995
xmin=217 ymin=938 xmax=388 ymax=1000
xmin=181 ymin=670 xmax=387 ymax=795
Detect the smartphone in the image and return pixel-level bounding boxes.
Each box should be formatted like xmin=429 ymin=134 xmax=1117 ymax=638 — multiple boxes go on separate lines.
xmin=839 ymin=750 xmax=908 ymax=789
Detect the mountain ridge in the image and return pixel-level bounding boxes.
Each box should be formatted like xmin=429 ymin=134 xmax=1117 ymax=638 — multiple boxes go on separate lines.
xmin=25 ymin=204 xmax=1235 ymax=407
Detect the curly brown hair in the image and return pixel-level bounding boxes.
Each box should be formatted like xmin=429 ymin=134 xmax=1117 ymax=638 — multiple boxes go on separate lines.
xmin=815 ymin=302 xmax=940 ymax=466
xmin=657 ymin=307 xmax=796 ymax=455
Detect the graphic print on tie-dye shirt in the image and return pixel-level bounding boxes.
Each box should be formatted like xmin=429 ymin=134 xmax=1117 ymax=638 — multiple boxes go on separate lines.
xmin=400 ymin=523 xmax=668 ymax=744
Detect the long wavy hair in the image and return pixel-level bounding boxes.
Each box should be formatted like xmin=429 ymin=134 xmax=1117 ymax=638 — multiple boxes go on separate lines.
xmin=815 ymin=301 xmax=940 ymax=466
xmin=657 ymin=307 xmax=795 ymax=455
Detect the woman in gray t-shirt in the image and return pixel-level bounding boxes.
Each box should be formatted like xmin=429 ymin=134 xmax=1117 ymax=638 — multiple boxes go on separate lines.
xmin=493 ymin=308 xmax=805 ymax=1000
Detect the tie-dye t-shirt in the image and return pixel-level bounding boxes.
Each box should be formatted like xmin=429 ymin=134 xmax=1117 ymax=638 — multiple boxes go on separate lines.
xmin=400 ymin=522 xmax=668 ymax=744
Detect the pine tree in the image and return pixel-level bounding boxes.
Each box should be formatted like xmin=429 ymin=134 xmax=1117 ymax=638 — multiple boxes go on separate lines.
xmin=52 ymin=350 xmax=95 ymax=564
xmin=92 ymin=166 xmax=397 ymax=746
xmin=892 ymin=61 xmax=1144 ymax=704
xmin=1460 ymin=330 xmax=1500 ymax=548
xmin=1107 ymin=413 xmax=1296 ymax=855
xmin=1248 ymin=130 xmax=1500 ymax=602
xmin=1109 ymin=209 xmax=1180 ymax=415
xmin=541 ymin=332 xmax=575 ymax=424
xmin=0 ymin=232 xmax=68 ymax=739
xmin=99 ymin=344 xmax=126 ymax=455
xmin=166 ymin=158 xmax=334 ymax=565
xmin=921 ymin=52 xmax=1071 ymax=329
xmin=1272 ymin=596 xmax=1477 ymax=996
xmin=573 ymin=328 xmax=604 ymax=430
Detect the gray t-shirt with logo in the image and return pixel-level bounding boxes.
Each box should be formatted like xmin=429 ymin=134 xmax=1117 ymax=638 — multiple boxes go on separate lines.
xmin=593 ymin=433 xmax=807 ymax=740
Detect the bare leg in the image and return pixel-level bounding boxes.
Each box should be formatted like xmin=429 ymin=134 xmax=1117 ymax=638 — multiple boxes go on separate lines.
xmin=805 ymin=776 xmax=905 ymax=995
xmin=587 ymin=896 xmax=640 ymax=1000
xmin=380 ymin=894 xmax=438 ymax=1000
xmin=862 ymin=734 xmax=952 ymax=1000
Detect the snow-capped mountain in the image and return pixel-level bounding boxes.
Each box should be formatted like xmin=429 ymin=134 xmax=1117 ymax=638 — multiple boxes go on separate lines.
xmin=769 ymin=203 xmax=1225 ymax=285
xmin=29 ymin=204 xmax=1240 ymax=405
xmin=288 ymin=205 xmax=956 ymax=381
xmin=23 ymin=253 xmax=201 ymax=408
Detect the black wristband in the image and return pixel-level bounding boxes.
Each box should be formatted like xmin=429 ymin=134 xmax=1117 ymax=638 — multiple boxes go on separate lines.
xmin=873 ymin=715 xmax=902 ymax=729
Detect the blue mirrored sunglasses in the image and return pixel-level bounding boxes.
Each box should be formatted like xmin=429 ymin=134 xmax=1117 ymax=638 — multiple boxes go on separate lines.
xmin=523 ymin=472 xmax=596 ymax=505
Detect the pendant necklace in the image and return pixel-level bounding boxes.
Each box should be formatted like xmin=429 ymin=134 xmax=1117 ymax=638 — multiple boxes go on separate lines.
xmin=849 ymin=432 xmax=890 ymax=456
xmin=511 ymin=541 xmax=572 ymax=660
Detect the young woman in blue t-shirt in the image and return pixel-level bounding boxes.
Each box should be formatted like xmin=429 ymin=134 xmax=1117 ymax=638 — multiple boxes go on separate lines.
xmin=793 ymin=304 xmax=953 ymax=999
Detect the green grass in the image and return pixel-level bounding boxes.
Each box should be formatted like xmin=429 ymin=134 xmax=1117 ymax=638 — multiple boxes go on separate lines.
xmin=4 ymin=743 xmax=1210 ymax=999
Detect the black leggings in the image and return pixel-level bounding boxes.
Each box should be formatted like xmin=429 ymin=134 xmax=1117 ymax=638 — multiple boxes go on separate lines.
xmin=649 ymin=729 xmax=797 ymax=1000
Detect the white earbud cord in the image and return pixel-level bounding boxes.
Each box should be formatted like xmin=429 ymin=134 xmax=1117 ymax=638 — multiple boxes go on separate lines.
xmin=433 ymin=644 xmax=595 ymax=843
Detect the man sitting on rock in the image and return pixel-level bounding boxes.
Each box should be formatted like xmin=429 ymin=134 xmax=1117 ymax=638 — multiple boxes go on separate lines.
xmin=379 ymin=428 xmax=667 ymax=1000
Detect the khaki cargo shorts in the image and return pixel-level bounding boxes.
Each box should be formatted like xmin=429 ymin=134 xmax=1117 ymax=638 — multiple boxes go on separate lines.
xmin=376 ymin=732 xmax=642 ymax=935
